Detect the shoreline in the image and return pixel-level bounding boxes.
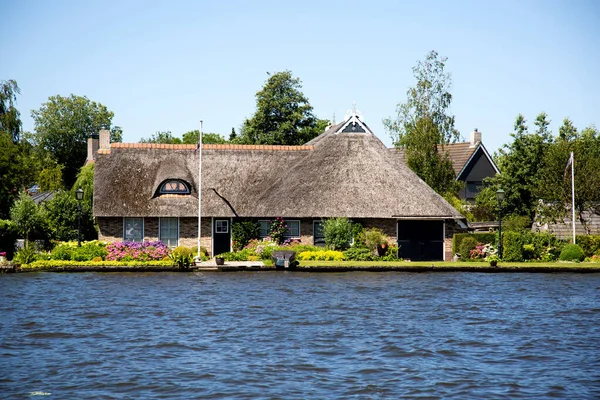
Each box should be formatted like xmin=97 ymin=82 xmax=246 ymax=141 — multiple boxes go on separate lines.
xmin=3 ymin=261 xmax=600 ymax=273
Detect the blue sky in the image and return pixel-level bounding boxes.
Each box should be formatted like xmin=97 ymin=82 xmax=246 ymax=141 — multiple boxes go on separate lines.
xmin=3 ymin=0 xmax=599 ymax=154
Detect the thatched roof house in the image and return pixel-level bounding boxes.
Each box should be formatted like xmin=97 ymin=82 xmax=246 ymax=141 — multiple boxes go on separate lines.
xmin=92 ymin=109 xmax=464 ymax=260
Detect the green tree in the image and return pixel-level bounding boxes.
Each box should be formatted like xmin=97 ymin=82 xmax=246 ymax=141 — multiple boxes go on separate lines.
xmin=0 ymin=132 xmax=38 ymax=218
xmin=140 ymin=131 xmax=182 ymax=144
xmin=41 ymin=190 xmax=96 ymax=241
xmin=10 ymin=191 xmax=42 ymax=244
xmin=239 ymin=71 xmax=326 ymax=145
xmin=0 ymin=79 xmax=22 ymax=142
xmin=384 ymin=50 xmax=461 ymax=195
xmin=536 ymin=123 xmax=600 ymax=232
xmin=323 ymin=217 xmax=353 ymax=251
xmin=31 ymin=94 xmax=115 ymax=188
xmin=181 ymin=130 xmax=228 ymax=144
xmin=229 ymin=127 xmax=237 ymax=142
xmin=493 ymin=113 xmax=554 ymax=220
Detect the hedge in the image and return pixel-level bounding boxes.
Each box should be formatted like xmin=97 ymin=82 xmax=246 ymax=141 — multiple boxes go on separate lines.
xmin=452 ymin=233 xmax=497 ymax=255
xmin=575 ymin=235 xmax=600 ymax=257
xmin=0 ymin=219 xmax=18 ymax=260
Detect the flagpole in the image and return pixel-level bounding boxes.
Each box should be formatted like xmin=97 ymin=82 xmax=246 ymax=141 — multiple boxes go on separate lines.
xmin=197 ymin=121 xmax=203 ymax=261
xmin=571 ymin=151 xmax=575 ymax=244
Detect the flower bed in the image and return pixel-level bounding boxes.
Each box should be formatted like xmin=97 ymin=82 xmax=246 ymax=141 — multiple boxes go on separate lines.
xmin=105 ymin=241 xmax=170 ymax=261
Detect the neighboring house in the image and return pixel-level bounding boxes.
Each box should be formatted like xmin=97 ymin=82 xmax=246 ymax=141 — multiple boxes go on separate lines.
xmin=393 ymin=129 xmax=500 ymax=201
xmin=91 ymin=109 xmax=465 ymax=261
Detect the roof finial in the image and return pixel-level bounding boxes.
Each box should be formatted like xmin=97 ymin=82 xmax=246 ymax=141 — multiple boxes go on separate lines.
xmin=332 ymin=112 xmax=336 ymax=125
xmin=352 ymin=101 xmax=357 ymax=116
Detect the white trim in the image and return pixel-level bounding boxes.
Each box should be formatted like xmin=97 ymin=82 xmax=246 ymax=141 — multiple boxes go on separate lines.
xmin=123 ymin=217 xmax=144 ymax=242
xmin=215 ymin=219 xmax=229 ymax=234
xmin=212 ymin=218 xmax=232 ymax=254
xmin=456 ymin=143 xmax=500 ymax=181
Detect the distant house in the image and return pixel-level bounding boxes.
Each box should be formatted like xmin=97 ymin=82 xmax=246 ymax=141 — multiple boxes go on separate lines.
xmin=91 ymin=109 xmax=465 ymax=261
xmin=393 ymin=129 xmax=500 ymax=201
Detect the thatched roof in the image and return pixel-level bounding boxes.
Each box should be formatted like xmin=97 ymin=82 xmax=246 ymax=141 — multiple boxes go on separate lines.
xmin=94 ymin=121 xmax=463 ymax=220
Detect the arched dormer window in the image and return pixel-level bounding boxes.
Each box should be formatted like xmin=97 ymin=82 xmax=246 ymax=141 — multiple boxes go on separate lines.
xmin=159 ymin=179 xmax=190 ymax=195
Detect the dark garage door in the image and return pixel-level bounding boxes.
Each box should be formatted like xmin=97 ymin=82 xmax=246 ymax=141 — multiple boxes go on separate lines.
xmin=397 ymin=220 xmax=444 ymax=261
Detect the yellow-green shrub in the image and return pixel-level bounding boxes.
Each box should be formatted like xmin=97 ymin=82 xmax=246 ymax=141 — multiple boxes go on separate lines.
xmin=297 ymin=250 xmax=345 ymax=261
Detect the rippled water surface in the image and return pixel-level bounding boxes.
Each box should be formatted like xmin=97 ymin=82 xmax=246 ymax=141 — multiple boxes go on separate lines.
xmin=1 ymin=272 xmax=600 ymax=399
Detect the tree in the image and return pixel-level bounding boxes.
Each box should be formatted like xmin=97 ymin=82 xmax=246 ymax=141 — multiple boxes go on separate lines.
xmin=536 ymin=123 xmax=600 ymax=232
xmin=181 ymin=130 xmax=227 ymax=144
xmin=0 ymin=79 xmax=22 ymax=142
xmin=229 ymin=127 xmax=237 ymax=142
xmin=493 ymin=113 xmax=554 ymax=220
xmin=140 ymin=131 xmax=181 ymax=144
xmin=0 ymin=132 xmax=38 ymax=218
xmin=31 ymin=94 xmax=116 ymax=188
xmin=383 ymin=50 xmax=461 ymax=195
xmin=10 ymin=191 xmax=42 ymax=244
xmin=239 ymin=71 xmax=326 ymax=145
xmin=41 ymin=190 xmax=96 ymax=241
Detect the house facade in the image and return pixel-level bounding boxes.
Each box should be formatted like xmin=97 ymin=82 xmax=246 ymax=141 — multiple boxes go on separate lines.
xmin=92 ymin=110 xmax=465 ymax=261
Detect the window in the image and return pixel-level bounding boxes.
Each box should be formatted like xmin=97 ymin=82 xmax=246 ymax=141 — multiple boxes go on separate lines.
xmin=215 ymin=220 xmax=229 ymax=233
xmin=123 ymin=218 xmax=144 ymax=242
xmin=259 ymin=220 xmax=270 ymax=238
xmin=285 ymin=220 xmax=300 ymax=238
xmin=159 ymin=180 xmax=190 ymax=194
xmin=313 ymin=221 xmax=325 ymax=246
xmin=159 ymin=217 xmax=179 ymax=247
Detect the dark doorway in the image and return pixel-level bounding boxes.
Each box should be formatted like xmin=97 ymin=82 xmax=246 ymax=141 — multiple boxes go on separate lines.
xmin=213 ymin=219 xmax=231 ymax=256
xmin=397 ymin=220 xmax=444 ymax=261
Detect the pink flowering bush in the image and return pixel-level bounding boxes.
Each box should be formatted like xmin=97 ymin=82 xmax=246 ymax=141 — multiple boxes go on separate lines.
xmin=470 ymin=242 xmax=496 ymax=260
xmin=106 ymin=241 xmax=170 ymax=261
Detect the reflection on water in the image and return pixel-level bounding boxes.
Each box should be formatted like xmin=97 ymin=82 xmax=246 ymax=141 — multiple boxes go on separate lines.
xmin=1 ymin=272 xmax=599 ymax=398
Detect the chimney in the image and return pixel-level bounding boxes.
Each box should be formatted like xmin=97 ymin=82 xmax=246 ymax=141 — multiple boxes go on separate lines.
xmin=99 ymin=128 xmax=111 ymax=150
xmin=85 ymin=133 xmax=99 ymax=164
xmin=470 ymin=128 xmax=481 ymax=147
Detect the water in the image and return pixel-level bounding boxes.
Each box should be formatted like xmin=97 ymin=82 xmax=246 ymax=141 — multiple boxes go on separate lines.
xmin=1 ymin=272 xmax=599 ymax=399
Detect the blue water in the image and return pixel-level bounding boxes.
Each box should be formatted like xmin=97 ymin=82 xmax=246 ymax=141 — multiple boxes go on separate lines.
xmin=1 ymin=272 xmax=599 ymax=399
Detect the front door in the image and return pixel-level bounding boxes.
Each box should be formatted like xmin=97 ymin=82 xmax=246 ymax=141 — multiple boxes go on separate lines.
xmin=213 ymin=219 xmax=231 ymax=256
xmin=397 ymin=220 xmax=444 ymax=261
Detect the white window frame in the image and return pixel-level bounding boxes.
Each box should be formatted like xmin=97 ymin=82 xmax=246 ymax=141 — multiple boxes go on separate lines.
xmin=215 ymin=219 xmax=229 ymax=234
xmin=258 ymin=220 xmax=271 ymax=238
xmin=159 ymin=217 xmax=179 ymax=248
xmin=284 ymin=220 xmax=301 ymax=239
xmin=123 ymin=217 xmax=144 ymax=242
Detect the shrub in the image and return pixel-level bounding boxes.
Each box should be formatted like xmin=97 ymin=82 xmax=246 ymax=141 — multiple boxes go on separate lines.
xmin=379 ymin=245 xmax=401 ymax=261
xmin=351 ymin=223 xmax=366 ymax=248
xmin=469 ymin=242 xmax=496 ymax=260
xmin=297 ymin=250 xmax=344 ymax=261
xmin=106 ymin=241 xmax=170 ymax=261
xmin=343 ymin=247 xmax=375 ymax=261
xmin=14 ymin=245 xmax=38 ymax=264
xmin=323 ymin=217 xmax=353 ymax=251
xmin=459 ymin=236 xmax=478 ymax=259
xmin=92 ymin=256 xmax=103 ymax=262
xmin=51 ymin=243 xmax=74 ymax=260
xmin=0 ymin=219 xmax=18 ymax=260
xmin=453 ymin=233 xmax=496 ymax=256
xmin=502 ymin=231 xmax=524 ymax=262
xmin=559 ymin=244 xmax=585 ymax=262
xmin=269 ymin=217 xmax=287 ymax=245
xmin=170 ymin=246 xmax=194 ymax=268
xmin=364 ymin=228 xmax=388 ymax=252
xmin=231 ymin=220 xmax=260 ymax=251
xmin=575 ymin=235 xmax=600 ymax=258
xmin=216 ymin=249 xmax=250 ymax=261
xmin=71 ymin=242 xmax=108 ymax=261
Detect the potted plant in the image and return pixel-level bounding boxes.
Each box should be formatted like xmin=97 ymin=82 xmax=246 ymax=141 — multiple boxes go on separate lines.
xmin=215 ymin=256 xmax=225 ymax=266
xmin=486 ymin=255 xmax=500 ymax=267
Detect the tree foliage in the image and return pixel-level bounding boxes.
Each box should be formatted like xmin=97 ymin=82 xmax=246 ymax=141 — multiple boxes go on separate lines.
xmin=0 ymin=79 xmax=22 ymax=142
xmin=10 ymin=191 xmax=42 ymax=243
xmin=384 ymin=50 xmax=461 ymax=195
xmin=492 ymin=113 xmax=554 ymax=220
xmin=41 ymin=190 xmax=96 ymax=242
xmin=139 ymin=131 xmax=181 ymax=144
xmin=0 ymin=132 xmax=38 ymax=218
xmin=182 ymin=130 xmax=228 ymax=144
xmin=536 ymin=123 xmax=600 ymax=231
xmin=239 ymin=71 xmax=326 ymax=145
xmin=31 ymin=94 xmax=115 ymax=188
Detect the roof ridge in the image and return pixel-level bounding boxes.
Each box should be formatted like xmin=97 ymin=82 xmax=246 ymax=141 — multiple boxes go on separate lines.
xmin=110 ymin=143 xmax=314 ymax=151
